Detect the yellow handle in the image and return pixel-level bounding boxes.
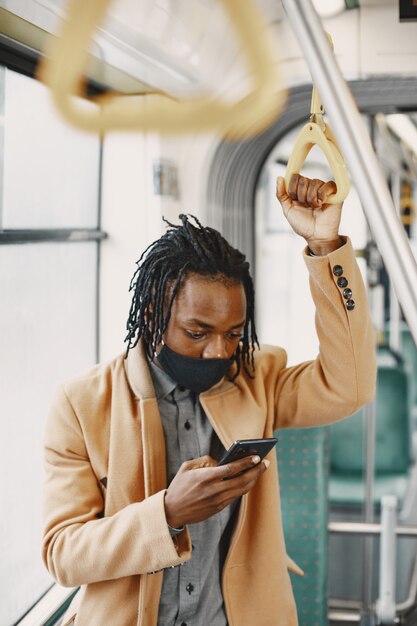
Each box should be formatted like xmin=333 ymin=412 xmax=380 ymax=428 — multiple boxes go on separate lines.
xmin=285 ymin=32 xmax=349 ymax=204
xmin=39 ymin=0 xmax=286 ymax=137
xmin=284 ymin=122 xmax=350 ymax=204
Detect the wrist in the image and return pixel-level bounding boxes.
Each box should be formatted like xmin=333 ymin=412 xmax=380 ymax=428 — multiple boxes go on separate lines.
xmin=164 ymin=490 xmax=182 ymax=529
xmin=306 ymin=236 xmax=344 ymax=256
xmin=168 ymin=522 xmax=185 ymax=535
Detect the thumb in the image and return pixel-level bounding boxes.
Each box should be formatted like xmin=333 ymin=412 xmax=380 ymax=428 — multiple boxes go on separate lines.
xmin=276 ymin=176 xmax=287 ymax=200
xmin=276 ymin=175 xmax=291 ymax=217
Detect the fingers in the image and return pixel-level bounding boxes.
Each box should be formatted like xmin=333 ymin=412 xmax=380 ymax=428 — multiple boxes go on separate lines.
xmin=166 ymin=454 xmax=271 ymax=526
xmin=214 ymin=454 xmax=263 ymax=480
xmin=287 ymin=174 xmax=300 ymax=201
xmin=318 ymin=180 xmax=337 ymax=204
xmin=218 ymin=458 xmax=270 ymax=499
xmin=180 ymin=455 xmax=217 ymax=472
xmin=286 ymin=174 xmax=336 ymax=208
xmin=178 ymin=453 xmax=266 ymax=487
xmin=307 ymin=179 xmax=324 ymax=208
xmin=291 ymin=174 xmax=308 ymax=204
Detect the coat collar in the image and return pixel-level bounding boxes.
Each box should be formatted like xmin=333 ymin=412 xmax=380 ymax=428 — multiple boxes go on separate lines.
xmin=200 ymin=379 xmax=265 ymax=449
xmin=147 ymin=358 xmax=177 ymax=400
xmin=124 ymin=342 xmax=156 ymax=400
xmin=125 ymin=343 xmax=265 ymax=450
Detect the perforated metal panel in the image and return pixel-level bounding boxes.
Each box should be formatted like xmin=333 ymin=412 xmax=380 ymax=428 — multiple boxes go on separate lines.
xmin=276 ymin=427 xmax=330 ymax=626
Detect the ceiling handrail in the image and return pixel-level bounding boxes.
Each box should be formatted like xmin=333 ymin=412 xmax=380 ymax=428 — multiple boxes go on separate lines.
xmin=39 ymin=0 xmax=286 ymax=137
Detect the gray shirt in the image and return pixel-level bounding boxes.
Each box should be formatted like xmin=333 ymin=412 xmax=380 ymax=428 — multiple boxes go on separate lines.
xmin=147 ymin=360 xmax=240 ymax=626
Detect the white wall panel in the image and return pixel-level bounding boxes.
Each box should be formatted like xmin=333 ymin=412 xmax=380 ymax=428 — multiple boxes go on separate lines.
xmin=360 ymin=6 xmax=417 ymax=76
xmin=99 ymin=132 xmax=164 ymax=361
xmin=3 ymin=70 xmax=100 ymax=229
xmin=0 ymin=242 xmax=96 ymax=626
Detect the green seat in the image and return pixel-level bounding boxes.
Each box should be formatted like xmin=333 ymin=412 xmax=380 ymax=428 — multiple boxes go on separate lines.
xmin=328 ymin=471 xmax=409 ymax=505
xmin=384 ymin=326 xmax=417 ymax=424
xmin=275 ymin=427 xmax=329 ymax=626
xmin=329 ymin=365 xmax=411 ymax=506
xmin=401 ymin=329 xmax=417 ymax=427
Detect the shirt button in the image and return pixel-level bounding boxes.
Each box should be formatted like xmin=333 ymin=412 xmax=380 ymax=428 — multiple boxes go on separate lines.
xmin=337 ymin=276 xmax=348 ymax=289
xmin=342 ymin=287 xmax=352 ymax=300
xmin=333 ymin=264 xmax=343 ymax=276
xmin=346 ymin=299 xmax=356 ymax=311
xmin=186 ymin=583 xmax=194 ymax=595
xmin=184 ymin=420 xmax=191 ymax=430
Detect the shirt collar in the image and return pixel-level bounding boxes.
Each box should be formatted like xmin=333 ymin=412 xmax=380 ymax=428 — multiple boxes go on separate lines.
xmin=147 ymin=358 xmax=177 ymax=400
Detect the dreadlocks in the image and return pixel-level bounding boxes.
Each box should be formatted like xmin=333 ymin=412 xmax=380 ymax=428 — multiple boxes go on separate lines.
xmin=125 ymin=214 xmax=259 ymax=378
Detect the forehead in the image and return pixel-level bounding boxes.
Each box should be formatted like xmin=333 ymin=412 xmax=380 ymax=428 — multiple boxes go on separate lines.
xmin=171 ymin=273 xmax=247 ymax=325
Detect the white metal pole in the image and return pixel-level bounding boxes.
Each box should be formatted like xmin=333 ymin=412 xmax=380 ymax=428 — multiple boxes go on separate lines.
xmin=389 ymin=173 xmax=402 ymax=353
xmin=377 ymin=495 xmax=397 ymax=624
xmin=362 ymin=400 xmax=376 ymax=612
xmin=281 ymin=0 xmax=417 ymax=348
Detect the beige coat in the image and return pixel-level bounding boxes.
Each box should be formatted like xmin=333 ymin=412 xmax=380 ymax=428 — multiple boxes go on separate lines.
xmin=42 ymin=239 xmax=376 ymax=625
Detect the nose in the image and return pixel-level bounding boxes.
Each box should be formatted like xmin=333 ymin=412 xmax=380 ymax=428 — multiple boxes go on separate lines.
xmin=203 ymin=336 xmax=228 ymax=360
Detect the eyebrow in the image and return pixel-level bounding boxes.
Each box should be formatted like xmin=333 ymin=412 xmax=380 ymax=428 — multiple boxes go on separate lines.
xmin=185 ymin=318 xmax=246 ymax=330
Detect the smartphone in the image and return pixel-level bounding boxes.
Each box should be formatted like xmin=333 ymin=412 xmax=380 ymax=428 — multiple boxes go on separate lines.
xmin=217 ymin=437 xmax=278 ymax=466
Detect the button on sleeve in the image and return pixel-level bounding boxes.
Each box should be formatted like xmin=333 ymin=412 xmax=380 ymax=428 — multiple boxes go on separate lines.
xmin=337 ymin=276 xmax=348 ymax=289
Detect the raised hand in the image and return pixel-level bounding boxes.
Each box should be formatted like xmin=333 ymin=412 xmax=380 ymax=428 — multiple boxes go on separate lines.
xmin=276 ymin=174 xmax=344 ymax=255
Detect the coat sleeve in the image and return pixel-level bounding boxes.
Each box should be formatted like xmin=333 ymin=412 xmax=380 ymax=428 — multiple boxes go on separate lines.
xmin=273 ymin=237 xmax=376 ymax=429
xmin=42 ymin=386 xmax=191 ymax=587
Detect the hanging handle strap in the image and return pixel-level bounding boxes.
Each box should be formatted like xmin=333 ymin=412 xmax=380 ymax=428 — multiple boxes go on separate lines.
xmin=284 ymin=122 xmax=350 ymax=203
xmin=284 ymin=33 xmax=350 ymax=204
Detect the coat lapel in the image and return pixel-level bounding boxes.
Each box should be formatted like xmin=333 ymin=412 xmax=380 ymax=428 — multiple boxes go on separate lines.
xmin=124 ymin=344 xmax=167 ymax=498
xmin=200 ymin=378 xmax=266 ymax=449
xmin=122 ymin=346 xmax=168 ymax=626
xmin=105 ymin=357 xmax=145 ymax=516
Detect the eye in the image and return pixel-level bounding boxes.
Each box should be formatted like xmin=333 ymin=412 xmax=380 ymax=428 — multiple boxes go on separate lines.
xmin=186 ymin=330 xmax=206 ymax=340
xmin=227 ymin=333 xmax=244 ymax=341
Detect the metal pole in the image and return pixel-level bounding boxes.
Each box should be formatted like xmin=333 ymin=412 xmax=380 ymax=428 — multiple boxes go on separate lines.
xmin=377 ymin=495 xmax=397 ymax=624
xmin=389 ymin=174 xmax=402 ymax=354
xmin=328 ymin=521 xmax=417 ymax=537
xmin=362 ymin=401 xmax=376 ymax=614
xmin=281 ymin=0 xmax=417 ymax=348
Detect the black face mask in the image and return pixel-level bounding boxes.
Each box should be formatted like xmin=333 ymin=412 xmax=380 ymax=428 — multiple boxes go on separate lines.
xmin=156 ymin=342 xmax=233 ymax=394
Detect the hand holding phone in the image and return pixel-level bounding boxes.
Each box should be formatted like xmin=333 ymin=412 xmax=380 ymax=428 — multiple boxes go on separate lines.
xmin=164 ymin=451 xmax=271 ymax=528
xmin=217 ymin=437 xmax=277 ymax=466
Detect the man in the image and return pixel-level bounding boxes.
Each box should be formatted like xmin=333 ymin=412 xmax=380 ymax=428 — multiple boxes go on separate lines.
xmin=42 ymin=174 xmax=376 ymax=625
